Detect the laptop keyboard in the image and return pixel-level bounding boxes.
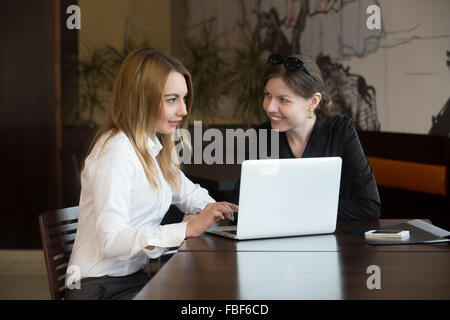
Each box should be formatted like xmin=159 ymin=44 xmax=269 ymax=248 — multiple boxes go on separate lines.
xmin=224 ymin=229 xmax=237 ymax=235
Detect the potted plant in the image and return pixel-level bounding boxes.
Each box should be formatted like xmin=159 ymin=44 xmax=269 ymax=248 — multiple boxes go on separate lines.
xmin=73 ymin=42 xmax=113 ymax=128
xmin=225 ymin=27 xmax=267 ymax=126
xmin=180 ymin=19 xmax=228 ymax=126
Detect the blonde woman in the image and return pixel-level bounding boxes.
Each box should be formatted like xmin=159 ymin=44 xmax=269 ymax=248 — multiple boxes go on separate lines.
xmin=65 ymin=49 xmax=237 ymax=300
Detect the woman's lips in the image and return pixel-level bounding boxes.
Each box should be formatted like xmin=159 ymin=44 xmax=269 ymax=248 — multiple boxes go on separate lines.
xmin=168 ymin=121 xmax=180 ymax=127
xmin=269 ymin=116 xmax=285 ymax=123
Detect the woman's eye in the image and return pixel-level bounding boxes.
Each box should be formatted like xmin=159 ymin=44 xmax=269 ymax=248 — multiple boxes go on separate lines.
xmin=264 ymin=92 xmax=271 ymax=98
xmin=280 ymin=97 xmax=289 ymax=103
xmin=167 ymin=98 xmax=176 ymax=103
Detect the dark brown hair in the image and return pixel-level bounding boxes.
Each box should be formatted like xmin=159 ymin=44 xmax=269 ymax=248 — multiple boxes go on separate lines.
xmin=263 ymin=54 xmax=331 ymax=117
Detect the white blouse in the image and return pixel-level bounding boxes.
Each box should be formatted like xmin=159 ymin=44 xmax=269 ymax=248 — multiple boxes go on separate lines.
xmin=67 ymin=131 xmax=215 ymax=279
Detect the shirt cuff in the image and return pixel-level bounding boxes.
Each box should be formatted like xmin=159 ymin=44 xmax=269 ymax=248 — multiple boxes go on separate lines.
xmin=141 ymin=222 xmax=188 ymax=259
xmin=142 ymin=246 xmax=168 ymax=259
xmin=190 ymin=201 xmax=215 ymax=215
xmin=160 ymin=221 xmax=188 ymax=246
xmin=142 ymin=222 xmax=187 ymax=259
xmin=189 ymin=208 xmax=202 ymax=215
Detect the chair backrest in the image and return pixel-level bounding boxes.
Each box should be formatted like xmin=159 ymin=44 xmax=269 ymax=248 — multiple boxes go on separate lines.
xmin=38 ymin=206 xmax=79 ymax=300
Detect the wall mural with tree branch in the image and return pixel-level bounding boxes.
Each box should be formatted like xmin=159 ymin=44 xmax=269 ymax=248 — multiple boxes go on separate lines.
xmin=178 ymin=0 xmax=450 ymax=135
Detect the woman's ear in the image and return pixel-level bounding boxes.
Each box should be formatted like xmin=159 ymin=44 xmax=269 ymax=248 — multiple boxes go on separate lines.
xmin=309 ymin=92 xmax=322 ymax=111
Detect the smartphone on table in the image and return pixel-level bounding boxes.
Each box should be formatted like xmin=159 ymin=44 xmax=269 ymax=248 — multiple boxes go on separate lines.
xmin=364 ymin=230 xmax=410 ymax=239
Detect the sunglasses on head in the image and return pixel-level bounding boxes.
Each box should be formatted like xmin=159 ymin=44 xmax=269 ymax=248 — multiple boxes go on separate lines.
xmin=267 ymin=54 xmax=316 ymax=80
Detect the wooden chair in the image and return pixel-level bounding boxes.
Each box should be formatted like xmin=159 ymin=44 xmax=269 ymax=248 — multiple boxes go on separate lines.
xmin=38 ymin=206 xmax=78 ymax=300
xmin=38 ymin=206 xmax=179 ymax=299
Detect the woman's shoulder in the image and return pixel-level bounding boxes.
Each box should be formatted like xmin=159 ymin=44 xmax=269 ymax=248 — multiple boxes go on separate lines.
xmin=107 ymin=131 xmax=133 ymax=147
xmin=321 ymin=114 xmax=356 ymax=135
xmin=90 ymin=131 xmax=135 ymax=161
xmin=83 ymin=131 xmax=137 ymax=176
xmin=327 ymin=113 xmax=354 ymax=127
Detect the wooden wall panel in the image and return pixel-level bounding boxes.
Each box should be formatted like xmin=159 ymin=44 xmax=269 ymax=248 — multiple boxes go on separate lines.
xmin=0 ymin=0 xmax=62 ymax=248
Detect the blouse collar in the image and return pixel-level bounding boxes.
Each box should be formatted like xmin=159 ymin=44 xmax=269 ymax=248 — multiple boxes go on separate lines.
xmin=148 ymin=135 xmax=163 ymax=158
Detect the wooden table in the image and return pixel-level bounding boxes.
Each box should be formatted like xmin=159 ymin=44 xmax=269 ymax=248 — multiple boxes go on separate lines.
xmin=180 ymin=220 xmax=450 ymax=253
xmin=134 ymin=220 xmax=450 ymax=300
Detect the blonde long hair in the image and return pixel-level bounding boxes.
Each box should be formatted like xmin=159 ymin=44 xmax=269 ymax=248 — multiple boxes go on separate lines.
xmin=85 ymin=48 xmax=193 ymax=190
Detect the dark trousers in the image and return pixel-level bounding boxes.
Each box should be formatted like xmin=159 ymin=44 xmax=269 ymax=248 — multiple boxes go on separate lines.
xmin=64 ymin=269 xmax=151 ymax=300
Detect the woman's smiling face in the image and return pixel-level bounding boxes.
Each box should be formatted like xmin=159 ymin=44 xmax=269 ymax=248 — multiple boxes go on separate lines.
xmin=262 ymin=77 xmax=313 ymax=132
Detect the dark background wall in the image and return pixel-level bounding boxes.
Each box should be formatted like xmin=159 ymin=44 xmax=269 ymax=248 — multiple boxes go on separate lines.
xmin=0 ymin=0 xmax=78 ymax=249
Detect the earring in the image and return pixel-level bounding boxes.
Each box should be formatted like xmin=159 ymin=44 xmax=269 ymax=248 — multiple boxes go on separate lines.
xmin=307 ymin=110 xmax=313 ymax=119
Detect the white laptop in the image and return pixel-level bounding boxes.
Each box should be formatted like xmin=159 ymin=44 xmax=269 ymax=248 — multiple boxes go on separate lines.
xmin=207 ymin=157 xmax=342 ymax=240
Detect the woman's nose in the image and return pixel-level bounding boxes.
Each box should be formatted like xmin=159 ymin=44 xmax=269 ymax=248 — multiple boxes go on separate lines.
xmin=178 ymin=100 xmax=188 ymax=117
xmin=264 ymin=99 xmax=278 ymax=113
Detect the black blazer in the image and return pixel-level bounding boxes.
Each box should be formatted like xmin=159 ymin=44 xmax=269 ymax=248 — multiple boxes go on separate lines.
xmin=232 ymin=114 xmax=381 ymax=220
